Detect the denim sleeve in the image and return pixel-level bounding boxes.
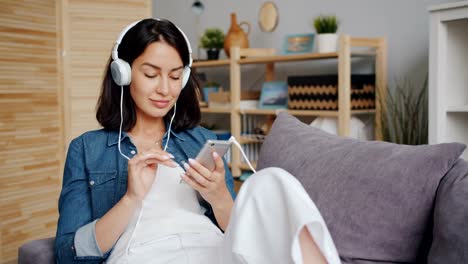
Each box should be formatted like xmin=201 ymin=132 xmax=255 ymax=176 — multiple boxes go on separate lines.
xmin=54 ymin=137 xmax=111 ymax=263
xmin=223 ymin=157 xmax=236 ymax=200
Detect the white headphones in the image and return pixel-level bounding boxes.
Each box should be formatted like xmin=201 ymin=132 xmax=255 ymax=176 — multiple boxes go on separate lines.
xmin=110 ymin=19 xmax=193 ymax=88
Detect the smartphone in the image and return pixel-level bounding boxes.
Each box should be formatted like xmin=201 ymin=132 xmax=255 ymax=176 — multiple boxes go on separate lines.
xmin=195 ymin=139 xmax=232 ymax=171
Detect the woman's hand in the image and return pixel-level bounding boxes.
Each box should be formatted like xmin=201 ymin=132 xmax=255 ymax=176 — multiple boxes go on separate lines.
xmin=182 ymin=152 xmax=231 ymax=204
xmin=125 ymin=148 xmax=177 ymax=203
xmin=181 ymin=152 xmax=234 ymax=230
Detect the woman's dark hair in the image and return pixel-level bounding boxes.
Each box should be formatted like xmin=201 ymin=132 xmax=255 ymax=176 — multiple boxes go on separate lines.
xmin=96 ymin=19 xmax=201 ymax=132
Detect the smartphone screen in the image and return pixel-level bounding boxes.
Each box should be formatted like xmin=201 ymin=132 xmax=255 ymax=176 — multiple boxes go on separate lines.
xmin=195 ymin=139 xmax=232 ymax=171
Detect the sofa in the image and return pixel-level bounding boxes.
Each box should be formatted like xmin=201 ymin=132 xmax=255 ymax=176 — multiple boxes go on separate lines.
xmin=19 ymin=112 xmax=468 ymax=264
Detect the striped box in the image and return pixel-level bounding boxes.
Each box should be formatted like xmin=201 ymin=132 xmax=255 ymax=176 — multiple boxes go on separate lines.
xmin=287 ymin=75 xmax=376 ymax=110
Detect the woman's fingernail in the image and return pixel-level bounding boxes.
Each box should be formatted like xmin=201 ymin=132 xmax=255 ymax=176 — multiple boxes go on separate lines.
xmin=188 ymin=158 xmax=195 ymax=165
xmin=171 ymin=161 xmax=178 ymax=167
xmin=168 ymin=154 xmax=175 ymax=159
xmin=212 ymin=152 xmax=219 ymax=158
xmin=179 ymin=174 xmax=187 ymax=184
xmin=183 ymin=162 xmax=190 ymax=170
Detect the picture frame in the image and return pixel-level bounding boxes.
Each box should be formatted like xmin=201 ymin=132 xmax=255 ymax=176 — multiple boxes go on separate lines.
xmin=282 ymin=33 xmax=315 ymax=54
xmin=258 ymin=81 xmax=288 ymax=109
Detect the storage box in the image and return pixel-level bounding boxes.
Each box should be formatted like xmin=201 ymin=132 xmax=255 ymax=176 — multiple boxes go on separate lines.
xmin=208 ymin=91 xmax=230 ymax=108
xmin=287 ymin=75 xmax=375 ymax=110
xmin=208 ymin=90 xmax=260 ymax=108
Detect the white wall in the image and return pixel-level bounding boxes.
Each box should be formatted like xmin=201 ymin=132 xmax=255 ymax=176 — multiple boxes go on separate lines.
xmin=154 ymin=0 xmax=454 ymax=90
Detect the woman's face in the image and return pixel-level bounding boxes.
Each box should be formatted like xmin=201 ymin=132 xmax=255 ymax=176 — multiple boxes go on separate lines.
xmin=130 ymin=40 xmax=184 ymax=121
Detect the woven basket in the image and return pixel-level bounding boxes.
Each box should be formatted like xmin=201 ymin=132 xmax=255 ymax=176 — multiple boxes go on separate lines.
xmin=288 ymin=75 xmax=375 ymax=110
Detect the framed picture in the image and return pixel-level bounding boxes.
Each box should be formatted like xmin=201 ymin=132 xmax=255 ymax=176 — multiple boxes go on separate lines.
xmin=259 ymin=81 xmax=288 ymax=109
xmin=282 ymin=33 xmax=315 ymax=54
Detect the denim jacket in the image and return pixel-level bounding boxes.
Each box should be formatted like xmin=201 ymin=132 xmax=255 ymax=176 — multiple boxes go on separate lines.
xmin=54 ymin=126 xmax=235 ymax=264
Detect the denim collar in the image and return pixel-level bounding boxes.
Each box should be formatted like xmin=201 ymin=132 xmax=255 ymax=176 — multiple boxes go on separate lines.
xmin=107 ymin=123 xmax=186 ymax=147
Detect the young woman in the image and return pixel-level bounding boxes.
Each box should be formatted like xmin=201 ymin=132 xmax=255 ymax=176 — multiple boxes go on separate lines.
xmin=55 ymin=18 xmax=340 ymax=264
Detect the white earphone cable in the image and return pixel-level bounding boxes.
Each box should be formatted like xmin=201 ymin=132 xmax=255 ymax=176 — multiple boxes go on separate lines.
xmin=229 ymin=136 xmax=257 ymax=173
xmin=163 ymin=102 xmax=176 ymax=152
xmin=118 ymin=86 xmax=254 ymax=175
xmin=118 ymin=85 xmax=131 ymax=160
xmin=118 ymin=86 xmax=176 ymax=159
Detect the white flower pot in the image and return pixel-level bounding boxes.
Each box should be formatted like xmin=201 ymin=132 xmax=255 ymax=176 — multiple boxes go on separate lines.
xmin=316 ymin=33 xmax=338 ymax=53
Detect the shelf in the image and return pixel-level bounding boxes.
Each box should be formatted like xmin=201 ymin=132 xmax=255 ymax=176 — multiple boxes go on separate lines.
xmin=237 ymin=51 xmax=376 ymax=65
xmin=238 ymin=108 xmax=288 ymax=115
xmin=192 ymin=59 xmax=230 ymax=68
xmin=239 ymin=161 xmax=257 ymax=171
xmin=446 ymin=105 xmax=468 ymax=112
xmin=239 ymin=52 xmax=337 ymax=64
xmin=351 ymin=51 xmax=378 ymax=57
xmin=237 ymin=108 xmax=375 ymax=116
xmin=351 ymin=109 xmax=377 ymax=115
xmin=288 ymin=109 xmax=339 ymax=116
xmin=428 ymin=1 xmax=468 ymax=12
xmin=200 ymin=107 xmax=231 ymax=114
xmin=239 ymin=135 xmax=265 ymax=144
xmin=227 ymin=161 xmax=258 ymax=171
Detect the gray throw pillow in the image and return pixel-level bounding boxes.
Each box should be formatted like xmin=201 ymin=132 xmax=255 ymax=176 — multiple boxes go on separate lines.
xmin=256 ymin=112 xmax=465 ymax=263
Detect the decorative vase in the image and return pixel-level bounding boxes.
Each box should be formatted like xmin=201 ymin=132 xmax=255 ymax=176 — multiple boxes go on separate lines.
xmin=224 ymin=12 xmax=251 ymax=57
xmin=206 ymin=48 xmax=220 ymax=60
xmin=316 ymin=33 xmax=339 ymax=53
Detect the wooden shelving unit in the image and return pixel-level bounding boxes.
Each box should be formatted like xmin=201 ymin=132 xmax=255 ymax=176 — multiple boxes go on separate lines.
xmin=193 ymin=59 xmax=230 ymax=67
xmin=194 ymin=35 xmax=387 ymax=177
xmin=238 ymin=108 xmax=376 ymax=116
xmin=239 ymin=136 xmax=265 ymax=144
xmin=200 ymin=107 xmax=231 ymax=114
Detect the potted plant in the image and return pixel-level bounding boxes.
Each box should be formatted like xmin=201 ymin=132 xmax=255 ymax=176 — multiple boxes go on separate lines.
xmin=313 ymin=15 xmax=339 ymax=53
xmin=200 ymin=28 xmax=225 ymax=60
xmin=380 ymin=76 xmax=428 ymax=145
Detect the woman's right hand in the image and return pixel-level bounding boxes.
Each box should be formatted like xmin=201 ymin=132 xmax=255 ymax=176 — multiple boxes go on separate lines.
xmin=125 ymin=148 xmax=178 ymax=203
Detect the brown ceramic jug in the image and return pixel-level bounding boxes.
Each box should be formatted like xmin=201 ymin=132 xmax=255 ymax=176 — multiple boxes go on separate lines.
xmin=224 ymin=13 xmax=251 ymax=57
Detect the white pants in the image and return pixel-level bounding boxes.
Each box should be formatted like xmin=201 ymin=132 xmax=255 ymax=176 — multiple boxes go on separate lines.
xmin=127 ymin=167 xmax=340 ymax=264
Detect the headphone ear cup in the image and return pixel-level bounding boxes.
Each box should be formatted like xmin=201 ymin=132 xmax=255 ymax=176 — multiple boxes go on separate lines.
xmin=181 ymin=66 xmax=191 ymax=89
xmin=111 ymin=59 xmax=132 ymax=86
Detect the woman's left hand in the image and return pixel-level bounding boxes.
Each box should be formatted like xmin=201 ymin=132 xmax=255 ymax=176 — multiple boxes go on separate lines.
xmin=181 ymin=152 xmax=232 ymax=207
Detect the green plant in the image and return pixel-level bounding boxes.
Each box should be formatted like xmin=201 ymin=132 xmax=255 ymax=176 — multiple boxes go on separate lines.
xmin=313 ymin=15 xmax=339 ymax=34
xmin=204 ymin=81 xmax=220 ymax=87
xmin=380 ymin=76 xmax=428 ymax=145
xmin=199 ymin=28 xmax=225 ymax=49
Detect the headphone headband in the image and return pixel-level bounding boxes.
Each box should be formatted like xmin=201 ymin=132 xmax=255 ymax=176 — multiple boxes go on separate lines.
xmin=112 ymin=20 xmax=141 ymax=61
xmin=175 ymin=25 xmax=193 ymax=67
xmin=111 ymin=18 xmax=192 ymax=87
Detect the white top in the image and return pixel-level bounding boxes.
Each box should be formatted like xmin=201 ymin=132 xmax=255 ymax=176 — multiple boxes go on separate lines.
xmin=428 ymin=0 xmax=468 ymax=12
xmin=106 ymin=164 xmax=221 ymax=263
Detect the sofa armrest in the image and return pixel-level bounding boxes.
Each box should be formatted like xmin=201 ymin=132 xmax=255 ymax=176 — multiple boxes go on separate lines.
xmin=429 ymin=158 xmax=468 ymax=263
xmin=18 ymin=237 xmax=55 ymax=264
